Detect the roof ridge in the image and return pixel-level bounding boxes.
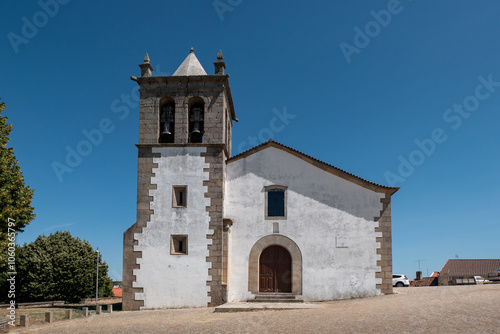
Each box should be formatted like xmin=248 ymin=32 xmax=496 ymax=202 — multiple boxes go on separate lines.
xmin=446 ymin=258 xmax=500 ymax=259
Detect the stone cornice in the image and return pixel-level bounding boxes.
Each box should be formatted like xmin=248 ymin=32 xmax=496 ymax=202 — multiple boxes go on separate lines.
xmin=136 ymin=143 xmax=229 ymax=157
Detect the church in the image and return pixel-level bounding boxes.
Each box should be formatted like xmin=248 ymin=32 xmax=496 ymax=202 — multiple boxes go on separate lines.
xmin=123 ymin=49 xmax=399 ymax=310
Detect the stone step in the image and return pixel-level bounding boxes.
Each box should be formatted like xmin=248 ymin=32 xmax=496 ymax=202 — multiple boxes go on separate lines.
xmin=248 ymin=298 xmax=304 ymax=303
xmin=249 ymin=294 xmax=304 ymax=303
xmin=255 ymin=293 xmax=295 ymax=298
xmin=254 ymin=296 xmax=296 ymax=300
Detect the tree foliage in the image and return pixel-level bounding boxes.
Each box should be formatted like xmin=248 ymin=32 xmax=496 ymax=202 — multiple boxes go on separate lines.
xmin=13 ymin=231 xmax=113 ymax=303
xmin=0 ymin=98 xmax=35 ymax=237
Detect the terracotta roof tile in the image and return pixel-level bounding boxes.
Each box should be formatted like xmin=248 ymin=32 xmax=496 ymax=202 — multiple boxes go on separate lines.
xmin=112 ymin=288 xmax=122 ymax=297
xmin=439 ymin=259 xmax=500 ymax=277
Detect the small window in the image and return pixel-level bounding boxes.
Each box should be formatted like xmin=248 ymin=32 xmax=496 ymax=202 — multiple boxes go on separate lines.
xmin=172 ymin=186 xmax=187 ymax=208
xmin=265 ymin=185 xmax=287 ymax=220
xmin=170 ymin=235 xmax=188 ymax=255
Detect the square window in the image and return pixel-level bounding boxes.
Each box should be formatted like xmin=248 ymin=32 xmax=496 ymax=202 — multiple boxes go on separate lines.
xmin=170 ymin=235 xmax=188 ymax=255
xmin=265 ymin=185 xmax=287 ymax=220
xmin=172 ymin=186 xmax=187 ymax=208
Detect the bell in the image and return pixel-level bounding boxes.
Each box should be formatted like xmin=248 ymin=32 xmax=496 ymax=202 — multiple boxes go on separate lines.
xmin=191 ymin=121 xmax=201 ymax=134
xmin=161 ymin=122 xmax=171 ymax=136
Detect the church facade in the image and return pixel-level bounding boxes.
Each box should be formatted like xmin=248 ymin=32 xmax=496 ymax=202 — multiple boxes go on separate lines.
xmin=123 ymin=49 xmax=399 ymax=310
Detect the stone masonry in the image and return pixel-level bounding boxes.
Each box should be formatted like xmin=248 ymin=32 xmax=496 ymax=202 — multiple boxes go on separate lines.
xmin=375 ymin=193 xmax=393 ymax=294
xmin=123 ymin=147 xmax=159 ymax=310
xmin=202 ymin=146 xmax=226 ymax=306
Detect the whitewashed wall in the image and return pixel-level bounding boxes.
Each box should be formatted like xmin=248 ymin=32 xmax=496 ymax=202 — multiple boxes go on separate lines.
xmin=134 ymin=147 xmax=211 ymax=308
xmin=225 ymin=147 xmax=385 ymax=302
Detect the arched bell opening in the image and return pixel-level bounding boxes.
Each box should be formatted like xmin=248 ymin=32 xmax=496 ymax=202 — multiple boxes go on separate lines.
xmin=188 ymin=97 xmax=205 ymax=143
xmin=159 ymin=97 xmax=175 ymax=143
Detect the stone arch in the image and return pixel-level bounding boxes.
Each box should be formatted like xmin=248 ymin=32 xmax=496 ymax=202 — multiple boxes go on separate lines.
xmin=159 ymin=97 xmax=175 ymax=143
xmin=186 ymin=96 xmax=207 ymax=143
xmin=182 ymin=95 xmax=210 ymax=108
xmin=248 ymin=235 xmax=302 ymax=295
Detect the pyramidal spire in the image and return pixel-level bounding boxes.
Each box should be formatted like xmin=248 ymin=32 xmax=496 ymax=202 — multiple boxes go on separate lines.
xmin=139 ymin=53 xmax=153 ymax=77
xmin=214 ymin=49 xmax=226 ymax=75
xmin=172 ymin=47 xmax=207 ymax=76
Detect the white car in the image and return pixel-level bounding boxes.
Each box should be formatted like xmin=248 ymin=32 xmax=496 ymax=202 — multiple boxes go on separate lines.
xmin=392 ymin=274 xmax=410 ymax=287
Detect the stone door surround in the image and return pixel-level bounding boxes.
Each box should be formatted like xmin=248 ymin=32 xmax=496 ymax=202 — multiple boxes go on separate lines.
xmin=248 ymin=235 xmax=302 ymax=295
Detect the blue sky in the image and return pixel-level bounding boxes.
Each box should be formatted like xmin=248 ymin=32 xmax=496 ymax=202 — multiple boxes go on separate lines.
xmin=1 ymin=0 xmax=499 ymax=281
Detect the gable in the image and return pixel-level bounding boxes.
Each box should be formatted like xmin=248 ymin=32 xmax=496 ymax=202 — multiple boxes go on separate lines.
xmin=226 ymin=145 xmax=389 ymax=221
xmin=227 ymin=140 xmax=398 ymax=196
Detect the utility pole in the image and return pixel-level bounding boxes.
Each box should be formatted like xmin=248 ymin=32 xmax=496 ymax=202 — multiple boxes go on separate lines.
xmin=96 ymin=248 xmax=99 ymax=304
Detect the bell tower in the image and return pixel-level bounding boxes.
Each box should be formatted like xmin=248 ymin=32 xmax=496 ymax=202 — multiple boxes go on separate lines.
xmin=123 ymin=48 xmax=237 ymax=310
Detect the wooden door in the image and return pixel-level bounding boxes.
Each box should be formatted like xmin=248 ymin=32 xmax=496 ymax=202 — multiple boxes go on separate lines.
xmin=259 ymin=246 xmax=292 ymax=293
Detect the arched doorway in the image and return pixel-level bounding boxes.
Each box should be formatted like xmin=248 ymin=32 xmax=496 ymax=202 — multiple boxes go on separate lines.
xmin=248 ymin=235 xmax=302 ymax=295
xmin=259 ymin=246 xmax=292 ymax=293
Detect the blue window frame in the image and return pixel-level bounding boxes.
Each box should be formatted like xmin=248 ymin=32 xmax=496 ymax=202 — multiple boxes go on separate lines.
xmin=265 ymin=185 xmax=287 ymax=219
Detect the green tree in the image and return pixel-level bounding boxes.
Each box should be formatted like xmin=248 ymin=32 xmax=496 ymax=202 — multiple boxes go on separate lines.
xmin=15 ymin=231 xmax=113 ymax=303
xmin=0 ymin=98 xmax=36 ymax=300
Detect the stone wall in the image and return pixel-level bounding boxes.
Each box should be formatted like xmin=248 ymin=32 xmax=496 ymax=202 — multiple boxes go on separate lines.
xmin=375 ymin=193 xmax=393 ymax=295
xmin=136 ymin=75 xmax=233 ymax=150
xmin=202 ymin=146 xmax=226 ymax=306
xmin=123 ymin=147 xmax=159 ymax=311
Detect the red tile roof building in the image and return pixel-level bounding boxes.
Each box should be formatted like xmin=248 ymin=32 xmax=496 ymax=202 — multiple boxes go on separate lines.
xmin=112 ymin=288 xmax=122 ymax=297
xmin=438 ymin=259 xmax=500 ymax=285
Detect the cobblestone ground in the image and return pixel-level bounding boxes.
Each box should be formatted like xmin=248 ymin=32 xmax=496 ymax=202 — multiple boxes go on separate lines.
xmin=14 ymin=284 xmax=500 ymax=334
